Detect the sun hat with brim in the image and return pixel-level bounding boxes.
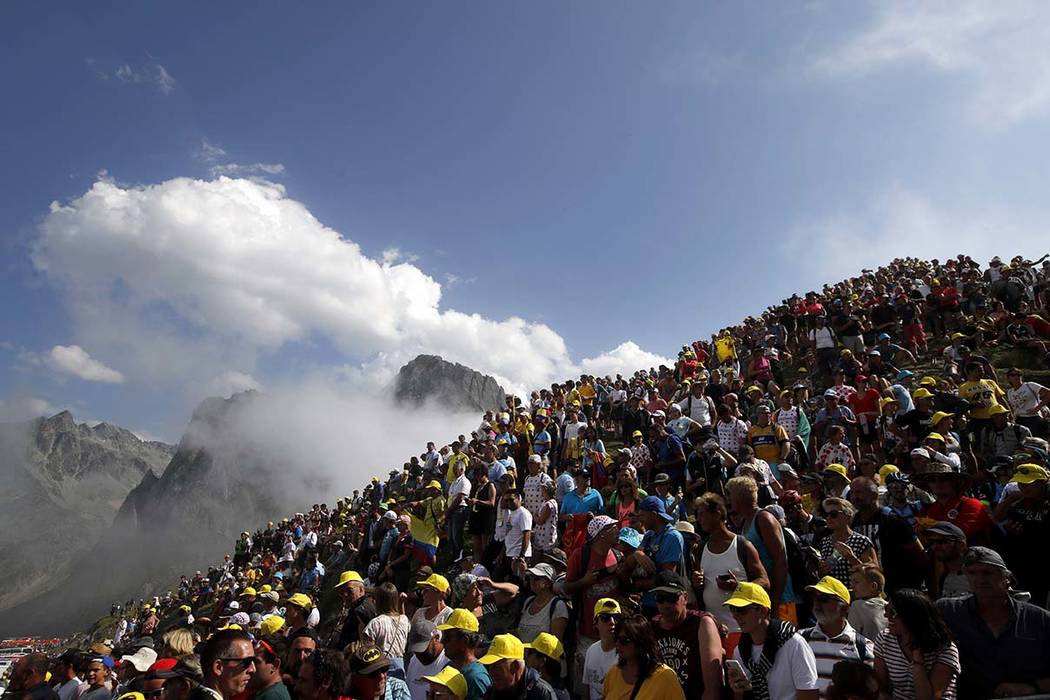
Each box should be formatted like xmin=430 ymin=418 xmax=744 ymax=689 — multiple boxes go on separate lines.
xmin=593 ymin=598 xmax=622 ymax=618
xmin=823 ymin=464 xmax=849 ymax=480
xmin=637 ymin=496 xmax=674 ymax=522
xmin=723 ymin=582 xmax=771 ymax=610
xmin=478 ymin=634 xmax=525 ymax=664
xmin=350 ymin=645 xmax=391 ymax=675
xmin=525 ymin=563 xmax=556 ymax=581
xmin=436 ymin=608 xmax=480 ymax=632
xmin=806 ymin=576 xmax=850 ymax=605
xmin=333 ymin=570 xmax=364 ymax=588
xmin=587 ymin=515 xmax=619 ymax=540
xmin=422 ymin=666 xmax=468 ymax=700
xmin=913 ymin=463 xmax=968 ymax=483
xmin=524 ymin=632 xmax=564 ymax=661
xmin=416 ymin=573 xmax=450 ymax=594
xmin=1010 ymin=464 xmax=1049 ymax=484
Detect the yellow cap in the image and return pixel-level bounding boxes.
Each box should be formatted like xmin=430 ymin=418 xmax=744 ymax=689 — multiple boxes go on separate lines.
xmin=334 ymin=570 xmax=364 ymax=588
xmin=422 ymin=666 xmax=467 ymax=700
xmin=259 ymin=585 xmax=272 ymax=594
xmin=912 ymin=388 xmax=934 ymax=399
xmin=426 ymin=480 xmax=442 ymax=490
xmin=806 ymin=575 xmax=851 ymax=604
xmin=631 ymin=430 xmax=643 ymax=438
xmin=919 ymin=376 xmax=937 ymax=387
xmin=988 ymin=404 xmax=1009 ymax=416
xmin=479 ymin=634 xmax=525 ymax=664
xmin=259 ymin=615 xmax=285 ymax=636
xmin=116 ymin=693 xmax=145 ymax=700
xmin=593 ymin=598 xmax=622 ymax=619
xmin=746 ymin=385 xmax=763 ymax=394
xmin=879 ymin=397 xmax=899 ymax=409
xmin=924 ymin=432 xmax=945 ymax=443
xmin=723 ymin=582 xmax=771 ymax=610
xmin=436 ymin=608 xmax=480 ymax=632
xmin=285 ymin=593 xmax=313 ymax=610
xmin=840 ymin=349 xmax=852 ymax=356
xmin=824 ymin=463 xmax=848 ymax=479
xmin=930 ymin=411 xmax=953 ymax=426
xmin=524 ymin=632 xmax=564 ymax=661
xmin=951 ymin=332 xmax=966 ymax=340
xmin=240 ymin=587 xmax=256 ymax=597
xmin=878 ymin=465 xmax=899 ymax=481
xmin=416 ymin=573 xmax=450 ymax=594
xmin=1010 ymin=464 xmax=1049 ymax=485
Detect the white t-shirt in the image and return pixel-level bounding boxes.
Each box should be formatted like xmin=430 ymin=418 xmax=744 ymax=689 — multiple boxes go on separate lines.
xmin=582 ymin=641 xmax=619 ymax=700
xmin=364 ymin=613 xmax=411 ymax=659
xmin=516 ymin=596 xmax=570 ymax=645
xmin=406 ymin=650 xmax=448 ymax=700
xmin=1007 ymin=382 xmax=1047 ymax=418
xmin=448 ymin=474 xmax=472 ymax=504
xmin=500 ymin=506 xmax=533 ymax=558
xmin=679 ymin=395 xmax=714 ymax=426
xmin=733 ymin=633 xmax=819 ymax=700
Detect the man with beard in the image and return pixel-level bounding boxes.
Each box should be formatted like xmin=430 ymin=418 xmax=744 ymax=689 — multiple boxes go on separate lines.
xmin=798 ymin=576 xmax=873 ymax=696
xmin=649 ymin=571 xmax=724 ymax=699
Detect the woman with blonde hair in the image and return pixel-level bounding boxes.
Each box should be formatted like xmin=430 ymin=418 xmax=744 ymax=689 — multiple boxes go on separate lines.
xmin=817 ymin=497 xmax=877 ymax=591
xmin=162 ymin=627 xmax=197 ymax=657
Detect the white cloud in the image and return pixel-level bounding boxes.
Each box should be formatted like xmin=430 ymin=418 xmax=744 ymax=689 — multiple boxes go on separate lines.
xmin=196 ymin=139 xmax=228 ymax=163
xmin=816 ymin=1 xmax=1050 ymax=126
xmin=32 ymin=176 xmax=668 ymax=399
xmin=113 ymin=62 xmax=177 ymax=95
xmin=0 ymin=396 xmax=55 ymax=421
xmin=783 ymin=186 xmax=1049 ymax=285
xmin=207 ymin=163 xmax=286 ymax=178
xmin=46 ymin=345 xmax=125 ymax=384
xmin=580 ymin=341 xmax=675 ymax=379
xmin=209 ymin=371 xmax=264 ymax=395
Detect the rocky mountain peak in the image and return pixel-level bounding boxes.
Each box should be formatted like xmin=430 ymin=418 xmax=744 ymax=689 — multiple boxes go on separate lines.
xmin=393 ymin=354 xmax=507 ymax=413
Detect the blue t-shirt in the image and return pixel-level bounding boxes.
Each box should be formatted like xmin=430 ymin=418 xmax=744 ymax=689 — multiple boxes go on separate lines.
xmin=639 ymin=523 xmax=685 ymax=609
xmin=532 ymin=430 xmax=552 ymax=455
xmin=561 ymin=487 xmax=605 ymax=516
xmin=656 ymin=433 xmax=685 ymax=475
xmin=458 ymin=660 xmax=491 ymax=700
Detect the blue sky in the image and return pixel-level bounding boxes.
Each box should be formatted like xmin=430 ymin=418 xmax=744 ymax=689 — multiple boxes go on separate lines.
xmin=3 ymin=1 xmax=1050 ymax=439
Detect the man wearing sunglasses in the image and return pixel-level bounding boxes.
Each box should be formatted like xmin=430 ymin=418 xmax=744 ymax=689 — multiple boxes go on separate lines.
xmin=651 ymin=571 xmax=725 ymax=700
xmin=581 ymin=599 xmax=620 ymax=700
xmin=196 ymin=628 xmax=256 ymax=700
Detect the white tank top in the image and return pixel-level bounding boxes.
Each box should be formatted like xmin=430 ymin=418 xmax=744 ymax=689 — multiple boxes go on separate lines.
xmin=701 ymin=535 xmax=748 ymax=632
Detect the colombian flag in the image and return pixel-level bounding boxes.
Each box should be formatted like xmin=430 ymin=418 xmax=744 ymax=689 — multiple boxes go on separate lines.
xmin=409 ymin=513 xmax=438 ymax=564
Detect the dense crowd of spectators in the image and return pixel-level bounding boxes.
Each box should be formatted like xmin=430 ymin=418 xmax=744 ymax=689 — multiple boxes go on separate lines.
xmin=6 ymin=253 xmax=1050 ymax=700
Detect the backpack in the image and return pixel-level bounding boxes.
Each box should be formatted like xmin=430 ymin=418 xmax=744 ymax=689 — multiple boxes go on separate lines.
xmin=522 ymin=593 xmax=577 ymax=677
xmin=783 ymin=526 xmax=821 ymax=590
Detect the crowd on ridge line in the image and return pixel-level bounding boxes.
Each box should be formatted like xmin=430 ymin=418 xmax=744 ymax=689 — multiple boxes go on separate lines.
xmin=7 ymin=253 xmax=1050 ymax=700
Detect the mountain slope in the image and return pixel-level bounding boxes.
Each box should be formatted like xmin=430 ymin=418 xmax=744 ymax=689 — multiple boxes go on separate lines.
xmin=394 ymin=354 xmax=506 ymax=412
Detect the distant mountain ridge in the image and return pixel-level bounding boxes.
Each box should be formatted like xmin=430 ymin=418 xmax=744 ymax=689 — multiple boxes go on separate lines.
xmin=0 ymin=411 xmax=174 ymax=618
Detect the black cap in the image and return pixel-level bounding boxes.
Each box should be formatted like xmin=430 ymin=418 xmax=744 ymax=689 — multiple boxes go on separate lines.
xmin=651 ymin=570 xmax=689 ymax=595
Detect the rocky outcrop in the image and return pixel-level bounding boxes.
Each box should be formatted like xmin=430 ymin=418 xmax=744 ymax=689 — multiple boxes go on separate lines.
xmin=0 ymin=411 xmax=174 ymax=618
xmin=394 ymin=355 xmax=507 ymax=412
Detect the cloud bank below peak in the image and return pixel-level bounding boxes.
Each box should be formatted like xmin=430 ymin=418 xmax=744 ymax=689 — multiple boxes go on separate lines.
xmin=32 ymin=176 xmax=671 ymax=401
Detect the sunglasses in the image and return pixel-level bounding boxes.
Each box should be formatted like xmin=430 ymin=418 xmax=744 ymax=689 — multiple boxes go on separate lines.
xmin=655 ymin=592 xmax=681 ymax=604
xmin=597 ymin=613 xmax=621 ymax=623
xmin=220 ymin=657 xmax=256 ymax=670
xmin=825 ymin=510 xmax=844 ymax=518
xmin=360 ymin=668 xmax=388 ymax=678
xmin=615 ymin=636 xmax=634 ymax=646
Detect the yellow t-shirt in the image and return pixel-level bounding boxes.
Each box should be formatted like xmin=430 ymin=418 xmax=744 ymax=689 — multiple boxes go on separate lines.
xmin=603 ymin=664 xmax=685 ymax=700
xmin=446 ymin=452 xmax=470 ymax=483
xmin=958 ymin=379 xmax=1006 ymax=420
xmin=747 ymin=423 xmax=789 ymax=464
xmin=579 ymin=383 xmax=597 ymax=406
xmin=714 ymin=336 xmax=737 ymax=362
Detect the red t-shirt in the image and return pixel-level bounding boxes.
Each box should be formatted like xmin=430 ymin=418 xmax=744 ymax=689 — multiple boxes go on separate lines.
xmin=849 ymin=388 xmax=881 ymax=416
xmin=567 ymin=546 xmax=619 ymax=639
xmin=924 ymin=496 xmax=990 ymax=540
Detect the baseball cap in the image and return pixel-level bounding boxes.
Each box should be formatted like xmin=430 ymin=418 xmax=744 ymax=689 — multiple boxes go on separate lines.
xmin=617 ymin=527 xmax=642 ymax=549
xmin=407 ymin=617 xmax=438 ymax=654
xmin=896 ymin=370 xmax=914 ymax=381
xmin=258 ymin=616 xmax=285 ymax=636
xmin=651 ymin=472 xmax=671 ymax=485
xmin=637 ymin=495 xmax=674 ymax=521
xmin=333 ymin=570 xmax=363 ymax=589
xmin=416 ymin=573 xmax=450 ymax=594
xmin=925 ymin=432 xmax=945 ymax=443
xmin=918 ymin=376 xmax=937 ymax=387
xmin=229 ymin=612 xmax=250 ymax=627
xmin=963 ymin=546 xmax=1009 ymax=571
xmin=631 ymin=430 xmax=643 ymax=438
xmin=1010 ymin=464 xmax=1049 ymax=484
xmin=778 ymin=464 xmax=798 ymax=479
xmin=525 ymin=563 xmax=556 ymax=581
xmin=426 ymin=480 xmax=442 ymax=490
xmin=285 ymin=593 xmax=313 ymax=610
xmin=383 ymin=510 xmax=398 ymax=521
xmin=524 ymin=632 xmax=564 ymax=661
xmin=422 ymin=667 xmax=467 ymax=700
xmin=350 ymin=646 xmax=391 ymax=675
xmin=823 ymin=463 xmax=849 ymax=479
xmin=593 ymin=598 xmax=622 ymax=618
xmin=806 ymin=576 xmax=850 ymax=605
xmin=910 ymin=447 xmax=930 ymax=458
xmin=651 ymin=570 xmax=689 ymax=596
xmin=878 ymin=464 xmax=900 ymax=481
xmin=930 ymin=411 xmax=953 ymax=426
xmin=120 ymin=647 xmax=158 ymax=673
xmin=988 ymin=404 xmax=1009 ymax=416
xmin=240 ymin=586 xmax=257 ymax=597
xmin=823 ymin=389 xmax=838 ymax=398
xmin=779 ymin=490 xmax=802 ymax=506
xmin=912 ymin=388 xmax=934 ymax=399
xmin=723 ymin=582 xmax=772 ymax=610
xmin=926 ymin=521 xmax=966 ymax=542
xmin=436 ymin=608 xmax=480 ymax=632
xmin=479 ymin=634 xmax=525 ymax=664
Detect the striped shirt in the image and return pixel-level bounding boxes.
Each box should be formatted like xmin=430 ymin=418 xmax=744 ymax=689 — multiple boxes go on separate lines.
xmin=874 ymin=629 xmax=959 ymax=700
xmin=799 ymin=621 xmax=873 ymax=698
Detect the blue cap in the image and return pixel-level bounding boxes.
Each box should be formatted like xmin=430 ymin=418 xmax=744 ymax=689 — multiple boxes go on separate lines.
xmin=638 ymin=495 xmax=674 ymax=521
xmin=877 ymin=332 xmax=891 ymax=341
xmin=618 ymin=527 xmax=642 ymax=549
xmin=896 ymin=370 xmax=914 ymax=381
